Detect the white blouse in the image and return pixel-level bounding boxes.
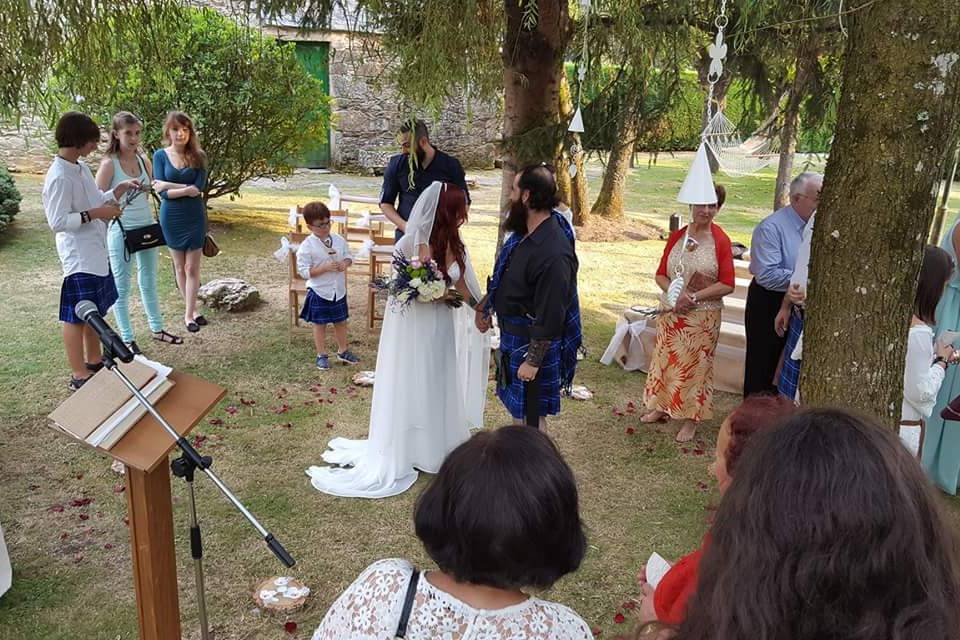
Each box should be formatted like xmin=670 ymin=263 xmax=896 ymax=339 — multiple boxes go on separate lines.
xmin=311 ymin=559 xmax=593 ymax=640
xmin=901 ymin=323 xmax=946 ymax=455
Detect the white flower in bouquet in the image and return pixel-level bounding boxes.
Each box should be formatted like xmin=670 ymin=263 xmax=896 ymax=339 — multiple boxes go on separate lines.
xmin=409 ymin=277 xmax=423 ymax=288
xmin=396 ymin=289 xmax=413 ymax=304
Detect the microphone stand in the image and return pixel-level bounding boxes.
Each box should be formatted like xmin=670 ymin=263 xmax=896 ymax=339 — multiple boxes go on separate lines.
xmin=100 ymin=350 xmax=294 ymax=639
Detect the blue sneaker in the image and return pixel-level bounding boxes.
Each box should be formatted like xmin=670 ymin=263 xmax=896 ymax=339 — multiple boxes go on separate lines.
xmin=316 ymin=354 xmax=330 ymax=370
xmin=337 ymin=350 xmax=360 ymax=365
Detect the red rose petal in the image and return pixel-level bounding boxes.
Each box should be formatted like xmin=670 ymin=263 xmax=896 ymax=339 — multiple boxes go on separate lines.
xmin=284 ymin=621 xmax=298 ymax=634
xmin=208 ymin=418 xmax=224 ymax=426
xmin=622 ymin=601 xmax=636 ymax=610
xmin=680 ymin=447 xmax=690 ymax=455
xmin=614 ymin=612 xmax=626 ymax=624
xmin=697 ymin=481 xmax=710 ymax=492
xmin=693 ymin=448 xmax=705 ymax=456
xmin=75 ymin=473 xmax=84 ymax=480
xmin=325 ymin=422 xmax=334 ymax=429
xmin=225 ymin=405 xmax=239 ymax=415
xmin=240 ymin=397 xmax=256 ymax=406
xmin=59 ymin=532 xmax=69 ymax=540
xmin=70 ymin=497 xmax=93 ymax=507
xmin=104 ymin=543 xmax=113 ymax=550
xmin=192 ymin=435 xmax=208 ymax=448
xmin=79 ymin=514 xmax=89 ymax=521
xmin=625 ymin=427 xmax=636 ymax=435
xmin=592 ymin=628 xmax=602 ymax=637
xmin=50 ymin=504 xmax=65 ymax=513
xmin=329 ymin=388 xmax=338 ymax=394
xmin=113 ymin=484 xmax=125 ymax=494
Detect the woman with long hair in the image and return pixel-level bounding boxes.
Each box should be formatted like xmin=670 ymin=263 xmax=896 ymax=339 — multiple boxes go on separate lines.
xmin=676 ymin=408 xmax=960 ymax=640
xmin=152 ymin=111 xmax=208 ymax=333
xmin=307 ymin=181 xmax=490 ymax=498
xmin=95 ymin=111 xmax=182 ymax=353
xmin=901 ymin=245 xmax=957 ymax=458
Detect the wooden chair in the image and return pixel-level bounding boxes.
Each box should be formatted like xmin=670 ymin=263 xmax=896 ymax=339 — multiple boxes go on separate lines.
xmin=367 ymin=232 xmax=396 ymax=331
xmin=287 ymin=232 xmax=309 ymax=330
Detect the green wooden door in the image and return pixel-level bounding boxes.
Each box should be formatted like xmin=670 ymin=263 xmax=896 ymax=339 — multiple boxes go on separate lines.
xmin=294 ymin=42 xmax=331 ymax=168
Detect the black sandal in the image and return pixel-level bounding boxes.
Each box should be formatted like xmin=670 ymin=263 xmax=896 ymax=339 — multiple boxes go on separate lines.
xmin=85 ymin=361 xmax=104 ymax=373
xmin=193 ymin=315 xmax=209 ymax=327
xmin=69 ymin=375 xmax=91 ymax=391
xmin=152 ymin=330 xmax=184 ymax=345
xmin=185 ymin=321 xmax=200 ymax=333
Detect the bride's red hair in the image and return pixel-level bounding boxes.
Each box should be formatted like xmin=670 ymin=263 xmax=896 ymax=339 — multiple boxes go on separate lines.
xmin=430 ymin=184 xmax=468 ymax=281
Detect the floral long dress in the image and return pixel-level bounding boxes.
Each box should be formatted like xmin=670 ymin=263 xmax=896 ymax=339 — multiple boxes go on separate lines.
xmin=643 ymin=234 xmax=723 ymax=421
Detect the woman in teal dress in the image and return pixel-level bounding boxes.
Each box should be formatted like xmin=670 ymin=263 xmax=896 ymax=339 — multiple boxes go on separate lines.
xmin=923 ymin=213 xmax=960 ymax=494
xmin=153 ymin=111 xmax=208 ymax=334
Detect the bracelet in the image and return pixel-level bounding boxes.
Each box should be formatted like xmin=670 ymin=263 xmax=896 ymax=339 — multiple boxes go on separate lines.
xmin=934 ymin=356 xmax=947 ymax=368
xmin=80 ymin=210 xmax=90 ymax=224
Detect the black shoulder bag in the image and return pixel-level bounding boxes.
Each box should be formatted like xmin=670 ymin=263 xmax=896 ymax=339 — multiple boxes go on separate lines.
xmin=114 ymin=155 xmax=166 ymax=261
xmin=394 ymin=569 xmax=420 ymax=639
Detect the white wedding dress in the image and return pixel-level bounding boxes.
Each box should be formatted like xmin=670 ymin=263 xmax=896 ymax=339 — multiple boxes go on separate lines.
xmin=306 ymin=182 xmax=490 ymax=498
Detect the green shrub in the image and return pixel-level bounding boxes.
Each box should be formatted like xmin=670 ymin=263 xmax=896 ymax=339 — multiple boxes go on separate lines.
xmin=0 ymin=166 xmax=22 ymax=235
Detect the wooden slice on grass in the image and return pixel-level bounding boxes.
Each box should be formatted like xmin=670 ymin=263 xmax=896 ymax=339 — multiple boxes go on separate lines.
xmin=253 ymin=576 xmax=310 ymax=613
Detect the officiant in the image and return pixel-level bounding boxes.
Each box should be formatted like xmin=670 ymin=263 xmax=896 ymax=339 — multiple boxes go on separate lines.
xmin=379 ymin=120 xmax=470 ymax=241
xmin=639 ymin=180 xmax=735 ymax=443
xmin=477 ymin=165 xmax=581 ymax=429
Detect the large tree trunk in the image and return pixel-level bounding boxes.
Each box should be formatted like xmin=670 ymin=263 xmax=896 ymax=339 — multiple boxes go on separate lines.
xmin=799 ymin=1 xmax=960 ymax=425
xmin=590 ymin=114 xmax=638 ymax=219
xmin=773 ymin=42 xmax=818 ymax=210
xmin=498 ymin=0 xmax=570 ymax=254
xmin=556 ymin=73 xmax=589 ymax=226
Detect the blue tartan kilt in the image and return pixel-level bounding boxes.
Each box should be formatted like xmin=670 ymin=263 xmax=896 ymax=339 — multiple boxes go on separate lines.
xmin=778 ymin=308 xmax=804 ymax=401
xmin=59 ymin=272 xmax=119 ymax=324
xmin=496 ymin=324 xmax=562 ymax=420
xmin=300 ymin=290 xmax=349 ymax=325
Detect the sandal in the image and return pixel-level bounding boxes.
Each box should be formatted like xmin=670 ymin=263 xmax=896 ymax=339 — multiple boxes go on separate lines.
xmin=193 ymin=315 xmax=208 ymax=327
xmin=185 ymin=321 xmax=200 ymax=333
xmin=85 ymin=361 xmax=104 ymax=373
xmin=69 ymin=375 xmax=91 ymax=391
xmin=152 ymin=330 xmax=184 ymax=345
xmin=126 ymin=341 xmax=144 ymax=355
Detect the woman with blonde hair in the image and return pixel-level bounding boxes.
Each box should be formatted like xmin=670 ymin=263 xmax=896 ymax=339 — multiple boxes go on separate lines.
xmin=96 ymin=111 xmax=182 ymax=352
xmin=152 ymin=111 xmax=208 ymax=333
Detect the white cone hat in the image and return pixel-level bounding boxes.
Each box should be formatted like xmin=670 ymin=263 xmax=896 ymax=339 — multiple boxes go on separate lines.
xmin=568 ymin=107 xmax=585 ymax=133
xmin=677 ymin=142 xmax=717 ymax=205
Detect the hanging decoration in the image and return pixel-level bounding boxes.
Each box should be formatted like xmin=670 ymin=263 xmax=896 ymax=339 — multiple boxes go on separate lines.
xmin=699 ymin=0 xmax=781 ymax=177
xmin=566 ymin=0 xmax=591 ymax=178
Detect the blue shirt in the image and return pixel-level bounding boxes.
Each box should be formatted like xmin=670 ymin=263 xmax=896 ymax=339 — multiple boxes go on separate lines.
xmin=379 ymin=149 xmax=470 ymax=237
xmin=749 ymin=205 xmax=808 ymax=292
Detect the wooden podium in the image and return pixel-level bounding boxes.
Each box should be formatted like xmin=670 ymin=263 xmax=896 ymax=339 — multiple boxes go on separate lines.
xmin=51 ymin=370 xmax=225 ymax=640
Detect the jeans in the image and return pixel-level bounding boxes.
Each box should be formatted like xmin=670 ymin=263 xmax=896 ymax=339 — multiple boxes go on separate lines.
xmin=107 ymin=225 xmax=164 ymax=342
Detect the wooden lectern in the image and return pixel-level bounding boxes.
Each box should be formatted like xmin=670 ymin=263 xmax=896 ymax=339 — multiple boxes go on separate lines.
xmin=51 ymin=370 xmax=225 ymax=640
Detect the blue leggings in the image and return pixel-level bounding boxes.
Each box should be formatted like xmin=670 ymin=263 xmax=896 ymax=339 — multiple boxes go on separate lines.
xmin=107 ymin=226 xmax=164 ymax=342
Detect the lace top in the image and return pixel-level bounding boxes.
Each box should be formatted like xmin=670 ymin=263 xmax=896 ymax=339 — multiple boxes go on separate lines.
xmin=665 ymin=231 xmax=722 ymax=311
xmin=312 ymin=559 xmax=594 ymax=640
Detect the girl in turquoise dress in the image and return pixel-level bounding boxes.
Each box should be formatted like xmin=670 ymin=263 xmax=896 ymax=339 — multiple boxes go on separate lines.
xmin=923 ymin=213 xmax=960 ymax=494
xmin=96 ymin=112 xmax=182 ymax=352
xmin=153 ymin=111 xmax=208 ymax=333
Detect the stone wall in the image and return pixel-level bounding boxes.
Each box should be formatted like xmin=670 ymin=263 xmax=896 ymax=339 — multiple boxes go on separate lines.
xmin=1 ymin=23 xmax=503 ymax=175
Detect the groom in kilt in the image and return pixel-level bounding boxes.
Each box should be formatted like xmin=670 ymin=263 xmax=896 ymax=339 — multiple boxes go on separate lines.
xmin=477 ymin=165 xmax=581 ymax=429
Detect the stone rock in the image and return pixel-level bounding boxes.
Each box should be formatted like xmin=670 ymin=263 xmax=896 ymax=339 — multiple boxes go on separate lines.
xmin=197 ymin=278 xmax=261 ymax=312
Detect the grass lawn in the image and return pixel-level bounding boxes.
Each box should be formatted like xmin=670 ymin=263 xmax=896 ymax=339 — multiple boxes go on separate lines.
xmin=1 ymin=157 xmax=958 ymax=640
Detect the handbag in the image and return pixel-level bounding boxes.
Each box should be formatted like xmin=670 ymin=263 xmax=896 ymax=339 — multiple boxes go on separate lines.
xmin=665 ymin=227 xmax=690 ymax=308
xmin=114 ymin=218 xmax=166 ymax=262
xmin=202 ymin=232 xmax=220 ymax=258
xmin=394 ymin=569 xmax=420 ymax=639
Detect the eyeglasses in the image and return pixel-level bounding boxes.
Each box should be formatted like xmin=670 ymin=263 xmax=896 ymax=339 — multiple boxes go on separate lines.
xmin=309 ymin=221 xmax=331 ymax=228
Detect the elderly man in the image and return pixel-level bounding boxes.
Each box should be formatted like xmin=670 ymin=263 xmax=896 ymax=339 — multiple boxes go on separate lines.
xmin=743 ymin=171 xmax=822 ymax=397
xmin=379 ymin=119 xmax=470 ymax=241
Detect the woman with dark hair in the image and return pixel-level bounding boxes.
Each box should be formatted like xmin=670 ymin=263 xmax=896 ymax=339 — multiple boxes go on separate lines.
xmin=307 ymin=182 xmax=490 ymax=498
xmin=641 ymin=184 xmax=735 ymax=442
xmin=152 ymin=111 xmax=208 ymax=333
xmin=901 ymin=245 xmax=957 ymax=457
xmin=311 ymin=426 xmax=593 ymax=639
xmin=634 ymin=395 xmax=796 ymax=634
xmin=675 ymin=408 xmax=960 ymax=640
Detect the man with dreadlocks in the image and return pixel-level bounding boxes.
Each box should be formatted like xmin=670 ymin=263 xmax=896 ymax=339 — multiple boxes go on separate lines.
xmin=477 ymin=165 xmax=582 ymax=429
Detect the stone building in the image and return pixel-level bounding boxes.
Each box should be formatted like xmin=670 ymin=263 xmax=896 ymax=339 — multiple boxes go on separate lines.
xmin=0 ymin=3 xmax=502 ymax=174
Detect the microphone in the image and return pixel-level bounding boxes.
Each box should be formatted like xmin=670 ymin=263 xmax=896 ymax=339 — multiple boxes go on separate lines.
xmin=74 ymin=300 xmax=135 ymax=363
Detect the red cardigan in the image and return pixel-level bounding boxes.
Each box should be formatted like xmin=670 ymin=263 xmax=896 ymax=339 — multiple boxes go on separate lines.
xmin=656 ymin=224 xmax=735 ymax=288
xmin=653 ymin=534 xmax=709 ymax=626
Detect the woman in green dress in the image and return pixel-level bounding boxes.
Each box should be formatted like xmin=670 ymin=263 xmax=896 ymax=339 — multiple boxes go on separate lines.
xmin=923 ymin=213 xmax=960 ymax=494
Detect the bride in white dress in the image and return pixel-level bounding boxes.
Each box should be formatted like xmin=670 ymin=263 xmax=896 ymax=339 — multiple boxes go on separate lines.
xmin=306 ymin=181 xmax=490 ymax=498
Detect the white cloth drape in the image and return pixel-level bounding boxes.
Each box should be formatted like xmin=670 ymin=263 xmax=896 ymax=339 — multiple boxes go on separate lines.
xmin=0 ymin=522 xmax=11 ymax=598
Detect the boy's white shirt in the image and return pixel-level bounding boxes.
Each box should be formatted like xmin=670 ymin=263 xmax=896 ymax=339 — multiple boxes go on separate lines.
xmin=43 ymin=156 xmax=118 ymax=277
xmin=296 ymin=232 xmax=353 ymax=301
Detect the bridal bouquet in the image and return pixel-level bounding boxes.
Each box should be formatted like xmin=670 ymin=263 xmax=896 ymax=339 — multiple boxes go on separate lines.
xmin=371 ymin=252 xmax=463 ymax=311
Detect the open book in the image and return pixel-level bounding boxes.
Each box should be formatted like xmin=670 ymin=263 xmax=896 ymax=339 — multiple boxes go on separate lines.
xmin=48 ymin=356 xmax=174 ymax=450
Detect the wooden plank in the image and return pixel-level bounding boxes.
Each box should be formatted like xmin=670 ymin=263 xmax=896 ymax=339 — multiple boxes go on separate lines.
xmin=126 ymin=464 xmax=181 ymax=640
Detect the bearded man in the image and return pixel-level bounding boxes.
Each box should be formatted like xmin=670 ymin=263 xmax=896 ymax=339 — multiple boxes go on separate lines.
xmin=379 ymin=119 xmax=470 ymax=241
xmin=476 ymin=165 xmax=582 ymax=428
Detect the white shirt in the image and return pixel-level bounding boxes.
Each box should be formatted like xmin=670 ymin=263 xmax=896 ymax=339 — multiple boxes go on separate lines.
xmin=790 ymin=212 xmax=815 ymax=290
xmin=312 ymin=559 xmax=593 ymax=640
xmin=42 ymin=156 xmax=117 ymax=277
xmin=296 ymin=232 xmax=352 ymax=301
xmin=902 ymin=324 xmax=945 ymax=422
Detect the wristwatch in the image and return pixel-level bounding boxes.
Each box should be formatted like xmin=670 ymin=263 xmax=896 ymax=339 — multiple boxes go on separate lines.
xmin=80 ymin=210 xmax=90 ymax=224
